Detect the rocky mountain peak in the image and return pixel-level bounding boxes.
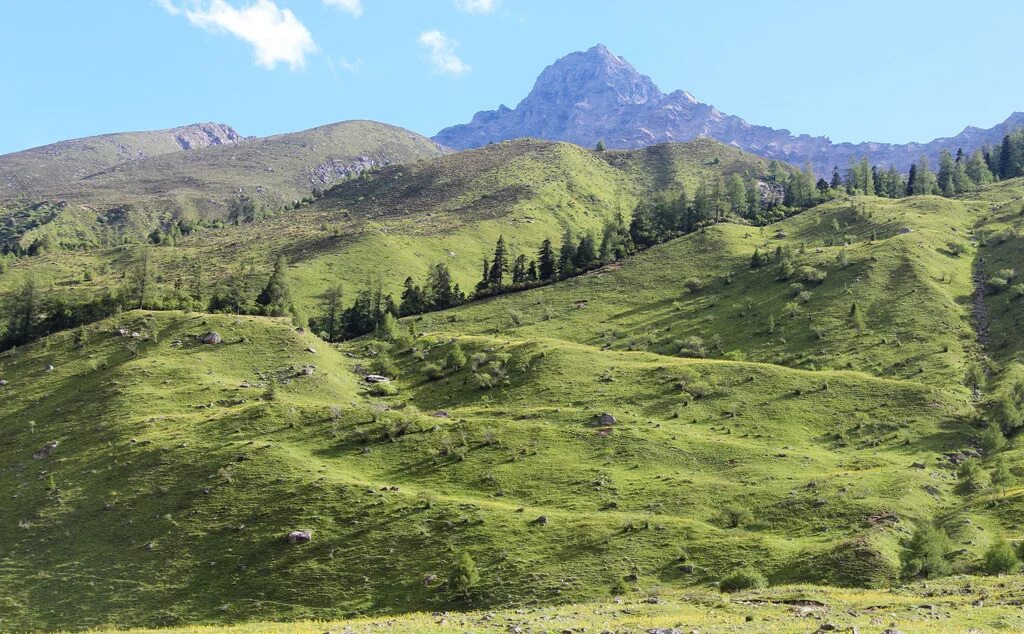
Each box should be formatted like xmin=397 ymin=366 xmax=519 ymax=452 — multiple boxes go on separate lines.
xmin=434 ymin=45 xmax=1024 ymax=174
xmin=525 ymin=44 xmax=663 ymax=109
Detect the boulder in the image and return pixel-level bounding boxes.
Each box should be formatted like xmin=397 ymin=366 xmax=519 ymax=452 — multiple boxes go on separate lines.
xmin=286 ymin=530 xmax=312 ymax=544
xmin=365 ymin=374 xmax=391 ymax=383
xmin=0 ymin=379 xmax=7 ymax=386
xmin=200 ymin=332 xmax=222 ymax=345
xmin=594 ymin=412 xmax=616 ymax=426
xmin=32 ymin=440 xmax=58 ymax=459
xmin=300 ymin=366 xmax=316 ymax=376
xmin=534 ymin=515 xmax=548 ymax=526
xmin=44 ymin=364 xmax=55 ymax=372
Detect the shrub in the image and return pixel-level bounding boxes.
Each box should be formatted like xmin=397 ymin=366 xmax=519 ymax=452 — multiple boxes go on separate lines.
xmin=719 ymin=567 xmax=767 ymax=592
xmin=683 ymin=277 xmax=705 ymax=293
xmin=369 ymin=382 xmax=398 ymax=397
xmin=676 ymin=336 xmax=708 ymax=358
xmin=988 ymin=276 xmax=1009 ymax=293
xmin=796 ymin=266 xmax=827 ymax=284
xmin=610 ymin=578 xmax=631 ymax=595
xmin=370 ymin=355 xmax=400 ymax=378
xmin=983 ymin=536 xmax=1019 ymax=575
xmin=449 ymin=552 xmax=480 ymax=597
xmin=446 ymin=344 xmax=467 ymax=370
xmin=980 ymin=422 xmax=1007 ymax=455
xmin=901 ymin=521 xmax=953 ymax=580
xmin=957 ymin=458 xmax=989 ymax=494
xmin=946 ymin=241 xmax=967 ymax=256
xmin=424 ymin=362 xmax=444 ymax=381
xmin=721 ymin=504 xmax=753 ymax=528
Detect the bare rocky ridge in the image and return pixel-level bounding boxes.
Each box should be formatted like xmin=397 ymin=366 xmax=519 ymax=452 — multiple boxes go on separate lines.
xmin=434 ymin=44 xmax=1024 ymax=175
xmin=0 ymin=122 xmax=241 ymax=200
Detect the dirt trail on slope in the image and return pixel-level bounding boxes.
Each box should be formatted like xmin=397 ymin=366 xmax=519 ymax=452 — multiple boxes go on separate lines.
xmin=972 ymin=257 xmax=990 ymax=348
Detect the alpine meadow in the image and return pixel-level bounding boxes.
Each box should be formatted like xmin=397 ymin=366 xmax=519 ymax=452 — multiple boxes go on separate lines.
xmin=3 ymin=3 xmax=1024 ymax=633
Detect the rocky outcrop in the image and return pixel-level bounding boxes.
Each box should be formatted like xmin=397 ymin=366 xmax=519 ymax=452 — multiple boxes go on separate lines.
xmin=435 ymin=44 xmax=1024 ymax=175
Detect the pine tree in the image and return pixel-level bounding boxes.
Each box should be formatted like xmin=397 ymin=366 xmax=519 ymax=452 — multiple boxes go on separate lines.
xmin=399 ymin=276 xmax=426 ymax=316
xmin=629 ymin=202 xmax=659 ymax=248
xmin=126 ymin=246 xmax=152 ymax=310
xmin=910 ymin=156 xmax=938 ymax=195
xmin=537 ymin=238 xmax=555 ymax=281
xmin=573 ymin=233 xmax=597 ymax=270
xmin=906 ymin=163 xmax=917 ymax=196
xmin=315 ymin=285 xmax=344 ymax=341
xmin=830 ymin=165 xmax=842 ymax=189
xmin=475 ymin=258 xmax=490 ymax=293
xmin=511 ymin=254 xmax=527 ymax=284
xmin=750 ymin=247 xmax=765 ymax=268
xmin=595 ymin=139 xmax=606 ymax=152
xmin=558 ymin=228 xmax=576 ymax=278
xmin=937 ymin=149 xmax=956 ymax=196
xmin=427 ymin=263 xmax=458 ymax=309
xmin=487 ymin=235 xmax=508 ymax=288
xmin=966 ymin=150 xmax=994 ymax=187
xmin=527 ymin=260 xmax=538 ymax=281
xmin=256 ymin=255 xmax=292 ymax=316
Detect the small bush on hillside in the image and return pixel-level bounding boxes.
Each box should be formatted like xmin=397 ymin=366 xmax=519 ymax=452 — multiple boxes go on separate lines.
xmin=676 ymin=336 xmax=708 ymax=358
xmin=424 ymin=362 xmax=444 ymax=381
xmin=610 ymin=578 xmax=631 ymax=595
xmin=683 ymin=277 xmax=705 ymax=293
xmin=980 ymin=422 xmax=1007 ymax=455
xmin=901 ymin=521 xmax=953 ymax=580
xmin=719 ymin=567 xmax=767 ymax=592
xmin=370 ymin=355 xmax=400 ymax=378
xmin=988 ymin=276 xmax=1009 ymax=293
xmin=990 ymin=455 xmax=1016 ymax=493
xmin=946 ymin=241 xmax=967 ymax=256
xmin=721 ymin=504 xmax=753 ymax=528
xmin=983 ymin=536 xmax=1019 ymax=575
xmin=796 ymin=266 xmax=827 ymax=284
xmin=449 ymin=552 xmax=480 ymax=598
xmin=446 ymin=344 xmax=467 ymax=370
xmin=957 ymin=458 xmax=989 ymax=494
xmin=369 ymin=382 xmax=398 ymax=397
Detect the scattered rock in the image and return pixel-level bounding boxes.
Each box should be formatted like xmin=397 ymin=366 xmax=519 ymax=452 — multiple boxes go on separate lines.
xmin=533 ymin=515 xmax=548 ymax=526
xmin=594 ymin=412 xmax=616 ymax=426
xmin=433 ymin=411 xmax=450 ymax=418
xmin=32 ymin=440 xmax=59 ymax=459
xmin=305 ymin=346 xmax=317 ymax=354
xmin=898 ymin=227 xmax=913 ymax=234
xmin=365 ymin=374 xmax=391 ymax=383
xmin=910 ymin=462 xmax=926 ymax=469
xmin=0 ymin=379 xmax=7 ymax=386
xmin=44 ymin=364 xmax=55 ymax=372
xmin=286 ymin=530 xmax=312 ymax=545
xmin=200 ymin=332 xmax=222 ymax=345
xmin=300 ymin=366 xmax=316 ymax=376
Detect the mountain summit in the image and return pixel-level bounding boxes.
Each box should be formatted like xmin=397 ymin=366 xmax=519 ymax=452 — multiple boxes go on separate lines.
xmin=435 ymin=45 xmax=1024 ymax=174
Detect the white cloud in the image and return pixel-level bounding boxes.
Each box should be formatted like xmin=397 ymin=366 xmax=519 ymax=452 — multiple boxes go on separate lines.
xmin=161 ymin=1 xmax=318 ymax=71
xmin=156 ymin=0 xmax=182 ymax=15
xmin=336 ymin=56 xmax=363 ymax=72
xmin=323 ymin=0 xmax=362 ymax=17
xmin=454 ymin=0 xmax=497 ymax=14
xmin=418 ymin=29 xmax=470 ymax=76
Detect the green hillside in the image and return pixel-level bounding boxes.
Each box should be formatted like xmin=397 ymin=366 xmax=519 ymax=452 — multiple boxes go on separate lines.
xmin=0 ymin=309 xmax=1002 ymax=632
xmin=0 ymin=137 xmax=788 ymax=318
xmin=0 ymin=121 xmax=448 ymax=252
xmin=2 ymin=139 xmax=1024 ymax=633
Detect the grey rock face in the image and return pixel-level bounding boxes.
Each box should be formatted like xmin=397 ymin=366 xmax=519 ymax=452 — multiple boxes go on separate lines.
xmin=435 ymin=44 xmax=1024 ymax=175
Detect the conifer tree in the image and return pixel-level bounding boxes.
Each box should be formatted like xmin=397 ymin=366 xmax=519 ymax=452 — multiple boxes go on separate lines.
xmin=399 ymin=277 xmax=426 ymax=316
xmin=476 ymin=258 xmax=490 ymax=293
xmin=427 ymin=262 xmax=458 ymax=309
xmin=256 ymin=255 xmax=292 ymax=316
xmin=910 ymin=156 xmax=939 ymax=195
xmin=830 ymin=165 xmax=842 ymax=189
xmin=315 ymin=285 xmax=344 ymax=341
xmin=573 ymin=233 xmax=597 ymax=270
xmin=537 ymin=238 xmax=556 ymax=281
xmin=558 ymin=228 xmax=576 ymax=278
xmin=488 ymin=235 xmax=508 ymax=288
xmin=511 ymin=254 xmax=527 ymax=284
xmin=937 ymin=149 xmax=956 ymax=196
xmin=527 ymin=260 xmax=538 ymax=281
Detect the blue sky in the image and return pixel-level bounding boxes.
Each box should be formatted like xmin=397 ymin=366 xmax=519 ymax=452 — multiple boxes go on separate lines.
xmin=1 ymin=0 xmax=1022 ymax=154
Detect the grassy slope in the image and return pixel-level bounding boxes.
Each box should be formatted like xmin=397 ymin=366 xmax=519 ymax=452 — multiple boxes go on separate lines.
xmin=415 ymin=193 xmax=982 ymax=386
xmin=0 ymin=121 xmax=448 ymax=251
xmin=0 ymin=307 xmax=1005 ymax=632
xmin=0 ymin=123 xmax=236 ymax=202
xmin=68 ymin=578 xmax=1024 ymax=633
xmin=0 ymin=138 xmax=786 ymax=315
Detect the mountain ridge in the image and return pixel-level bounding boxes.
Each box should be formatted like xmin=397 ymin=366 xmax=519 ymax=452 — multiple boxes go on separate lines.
xmin=434 ymin=44 xmax=1024 ymax=175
